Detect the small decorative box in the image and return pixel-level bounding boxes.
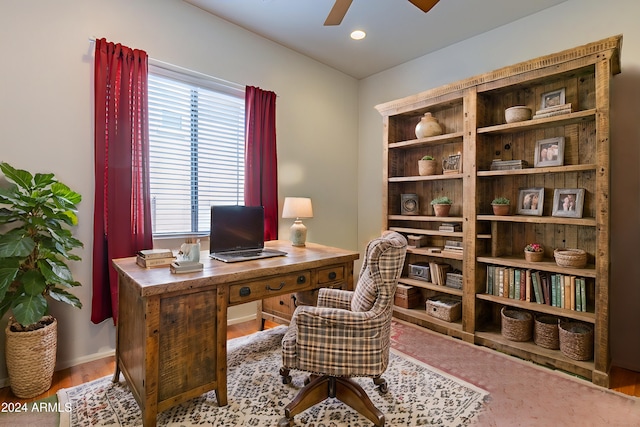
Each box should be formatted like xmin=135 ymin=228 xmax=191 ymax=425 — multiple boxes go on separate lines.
xmin=394 ymin=284 xmax=422 ymax=308
xmin=426 ymin=296 xmax=462 ymax=322
xmin=408 ymin=262 xmax=431 ymax=282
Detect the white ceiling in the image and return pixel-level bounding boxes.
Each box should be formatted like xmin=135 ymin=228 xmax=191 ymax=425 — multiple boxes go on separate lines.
xmin=184 ymin=0 xmax=568 ymax=79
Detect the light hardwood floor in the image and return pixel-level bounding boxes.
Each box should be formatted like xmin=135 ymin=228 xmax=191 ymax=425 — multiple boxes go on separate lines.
xmin=0 ymin=320 xmax=638 ymax=404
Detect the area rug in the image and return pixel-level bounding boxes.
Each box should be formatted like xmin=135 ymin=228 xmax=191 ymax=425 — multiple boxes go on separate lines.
xmin=57 ymin=325 xmax=488 ymax=426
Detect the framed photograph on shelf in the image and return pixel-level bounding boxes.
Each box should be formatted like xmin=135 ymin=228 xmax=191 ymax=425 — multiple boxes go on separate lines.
xmin=540 ymin=88 xmax=566 ymax=110
xmin=517 ymin=187 xmax=544 ymax=216
xmin=534 ymin=137 xmax=565 ymax=168
xmin=442 ymin=152 xmax=462 ymax=174
xmin=552 ymin=188 xmax=585 ymax=218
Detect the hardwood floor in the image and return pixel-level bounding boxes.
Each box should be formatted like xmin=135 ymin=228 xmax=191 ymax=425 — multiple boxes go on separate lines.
xmin=1 ymin=320 xmax=638 ymax=404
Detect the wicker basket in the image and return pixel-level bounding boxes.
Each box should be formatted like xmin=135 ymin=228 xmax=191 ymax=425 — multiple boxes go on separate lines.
xmin=559 ymin=321 xmax=594 ymax=361
xmin=554 ymin=248 xmax=587 ymax=268
xmin=5 ymin=316 xmax=58 ymax=398
xmin=524 ymin=250 xmax=543 ymax=262
xmin=534 ymin=315 xmax=560 ymax=349
xmin=501 ymin=307 xmax=533 ymax=342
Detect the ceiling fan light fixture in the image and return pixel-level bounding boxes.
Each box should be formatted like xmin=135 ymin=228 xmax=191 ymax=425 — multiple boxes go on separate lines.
xmin=350 ymin=30 xmax=366 ymax=40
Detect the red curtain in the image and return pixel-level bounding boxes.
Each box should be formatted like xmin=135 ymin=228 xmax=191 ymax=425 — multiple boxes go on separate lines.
xmin=244 ymin=86 xmax=278 ymax=240
xmin=92 ymin=39 xmax=153 ymax=324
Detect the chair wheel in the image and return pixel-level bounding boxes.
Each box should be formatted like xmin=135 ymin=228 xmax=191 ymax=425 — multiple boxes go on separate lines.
xmin=278 ymin=417 xmax=293 ymax=427
xmin=282 ymin=375 xmax=292 ymax=384
xmin=373 ymin=377 xmax=388 ymax=394
xmin=378 ymin=382 xmax=388 ymax=394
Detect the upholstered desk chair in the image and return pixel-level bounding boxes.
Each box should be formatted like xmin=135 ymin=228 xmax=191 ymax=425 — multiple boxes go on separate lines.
xmin=278 ymin=231 xmax=407 ymax=427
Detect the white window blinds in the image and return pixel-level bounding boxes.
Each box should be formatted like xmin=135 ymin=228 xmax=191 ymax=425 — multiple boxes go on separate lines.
xmin=148 ymin=65 xmax=245 ymax=236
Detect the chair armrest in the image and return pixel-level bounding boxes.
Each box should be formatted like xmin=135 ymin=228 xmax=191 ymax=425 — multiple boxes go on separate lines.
xmin=317 ymin=288 xmax=353 ymax=310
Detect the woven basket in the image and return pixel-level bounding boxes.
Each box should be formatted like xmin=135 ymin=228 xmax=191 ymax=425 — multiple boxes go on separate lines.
xmin=554 ymin=248 xmax=587 ymax=268
xmin=534 ymin=315 xmax=560 ymax=349
xmin=501 ymin=307 xmax=533 ymax=342
xmin=524 ymin=250 xmax=543 ymax=262
xmin=5 ymin=316 xmax=58 ymax=398
xmin=559 ymin=321 xmax=594 ymax=361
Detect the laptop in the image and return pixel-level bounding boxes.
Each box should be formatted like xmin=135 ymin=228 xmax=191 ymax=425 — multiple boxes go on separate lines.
xmin=209 ymin=205 xmax=287 ymax=263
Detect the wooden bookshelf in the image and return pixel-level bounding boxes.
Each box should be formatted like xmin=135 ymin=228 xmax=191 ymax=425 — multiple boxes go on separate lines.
xmin=376 ymin=35 xmax=622 ymax=387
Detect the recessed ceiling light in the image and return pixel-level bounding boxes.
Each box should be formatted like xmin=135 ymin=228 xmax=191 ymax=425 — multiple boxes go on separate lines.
xmin=350 ymin=30 xmax=366 ymax=40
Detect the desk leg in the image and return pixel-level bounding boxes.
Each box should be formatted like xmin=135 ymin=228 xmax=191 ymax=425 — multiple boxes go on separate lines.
xmin=216 ymin=286 xmax=228 ymax=406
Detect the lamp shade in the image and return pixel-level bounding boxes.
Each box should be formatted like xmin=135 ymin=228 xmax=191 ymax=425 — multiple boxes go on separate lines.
xmin=282 ymin=197 xmax=313 ymax=219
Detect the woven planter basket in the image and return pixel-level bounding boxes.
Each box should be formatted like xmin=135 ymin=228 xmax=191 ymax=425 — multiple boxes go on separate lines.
xmin=534 ymin=315 xmax=560 ymax=349
xmin=559 ymin=321 xmax=594 ymax=361
xmin=554 ymin=248 xmax=587 ymax=268
xmin=524 ymin=250 xmax=543 ymax=262
xmin=5 ymin=316 xmax=57 ymax=398
xmin=501 ymin=307 xmax=533 ymax=342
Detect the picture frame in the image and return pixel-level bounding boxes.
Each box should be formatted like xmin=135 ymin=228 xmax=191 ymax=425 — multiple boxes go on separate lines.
xmin=540 ymin=88 xmax=566 ymax=110
xmin=552 ymin=188 xmax=585 ymax=218
xmin=534 ymin=137 xmax=565 ymax=168
xmin=517 ymin=187 xmax=544 ymax=216
xmin=442 ymin=152 xmax=462 ymax=174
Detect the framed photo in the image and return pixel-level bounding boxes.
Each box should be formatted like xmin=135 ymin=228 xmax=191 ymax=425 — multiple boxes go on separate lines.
xmin=442 ymin=152 xmax=462 ymax=174
xmin=552 ymin=188 xmax=585 ymax=218
xmin=540 ymin=88 xmax=566 ymax=110
xmin=517 ymin=187 xmax=544 ymax=216
xmin=534 ymin=137 xmax=565 ymax=168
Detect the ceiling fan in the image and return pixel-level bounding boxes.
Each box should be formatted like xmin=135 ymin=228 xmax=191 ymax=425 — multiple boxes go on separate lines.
xmin=324 ymin=0 xmax=440 ymax=26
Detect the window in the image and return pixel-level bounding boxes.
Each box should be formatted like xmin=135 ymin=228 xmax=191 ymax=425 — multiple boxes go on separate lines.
xmin=148 ymin=64 xmax=245 ymax=236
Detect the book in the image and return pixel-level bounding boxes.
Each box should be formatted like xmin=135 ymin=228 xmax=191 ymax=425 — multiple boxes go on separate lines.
xmin=136 ymin=254 xmax=174 ymax=268
xmin=580 ymin=278 xmax=587 ymax=312
xmin=170 ymin=261 xmax=204 ymax=274
xmin=570 ymin=275 xmax=577 ymax=310
xmin=514 ymin=269 xmax=521 ymax=300
xmin=525 ymin=270 xmax=532 ymax=302
xmin=532 ymin=108 xmax=572 ymax=120
xmin=497 ymin=267 xmax=505 ymax=297
xmin=486 ymin=265 xmax=495 ymax=294
xmin=508 ymin=268 xmax=515 ymax=299
xmin=531 ymin=271 xmax=543 ymax=304
xmin=534 ymin=103 xmax=572 ymax=115
xmin=519 ymin=269 xmax=526 ymax=301
xmin=137 ymin=248 xmax=174 ymax=259
xmin=541 ymin=273 xmax=551 ymax=306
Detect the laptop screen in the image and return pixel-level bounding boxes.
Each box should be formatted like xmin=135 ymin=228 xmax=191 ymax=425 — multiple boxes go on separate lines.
xmin=209 ymin=206 xmax=265 ymax=254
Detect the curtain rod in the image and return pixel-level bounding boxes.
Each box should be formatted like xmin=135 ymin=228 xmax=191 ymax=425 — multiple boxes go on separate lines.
xmin=87 ymin=36 xmax=245 ymax=92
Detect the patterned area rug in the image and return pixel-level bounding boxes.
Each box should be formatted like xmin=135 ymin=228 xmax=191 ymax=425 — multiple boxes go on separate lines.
xmin=58 ymin=326 xmax=488 ymax=426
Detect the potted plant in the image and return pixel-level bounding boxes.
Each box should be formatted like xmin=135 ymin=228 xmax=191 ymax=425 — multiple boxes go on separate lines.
xmin=430 ymin=196 xmax=452 ymax=217
xmin=491 ymin=196 xmax=510 ymax=215
xmin=0 ymin=162 xmax=83 ymax=398
xmin=418 ymin=155 xmax=437 ymax=176
xmin=524 ymin=243 xmax=544 ymax=262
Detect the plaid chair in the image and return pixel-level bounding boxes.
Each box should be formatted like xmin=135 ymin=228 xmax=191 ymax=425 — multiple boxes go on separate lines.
xmin=278 ymin=231 xmax=407 ymax=427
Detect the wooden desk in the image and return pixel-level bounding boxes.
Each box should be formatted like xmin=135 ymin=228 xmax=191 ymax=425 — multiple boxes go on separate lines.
xmin=112 ymin=240 xmax=359 ymax=427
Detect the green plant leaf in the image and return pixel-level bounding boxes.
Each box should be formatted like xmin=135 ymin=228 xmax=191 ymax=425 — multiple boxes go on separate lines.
xmin=38 ymin=258 xmax=74 ymax=286
xmin=0 ymin=230 xmax=35 ymax=258
xmin=21 ymin=269 xmax=47 ymax=296
xmin=12 ymin=293 xmax=47 ymax=326
xmin=0 ymin=259 xmax=20 ymax=301
xmin=0 ymin=163 xmax=33 ymax=190
xmin=48 ymin=287 xmax=82 ymax=309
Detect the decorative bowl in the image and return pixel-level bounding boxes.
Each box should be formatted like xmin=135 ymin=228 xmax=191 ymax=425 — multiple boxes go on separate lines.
xmin=505 ymin=106 xmax=532 ymax=123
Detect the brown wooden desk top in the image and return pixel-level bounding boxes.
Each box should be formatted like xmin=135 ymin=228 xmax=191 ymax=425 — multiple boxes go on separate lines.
xmin=112 ymin=240 xmax=360 ymax=297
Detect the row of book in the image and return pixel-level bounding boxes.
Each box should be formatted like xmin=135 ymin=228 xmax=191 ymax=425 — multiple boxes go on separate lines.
xmin=136 ymin=248 xmax=204 ymax=273
xmin=486 ymin=265 xmax=589 ymax=312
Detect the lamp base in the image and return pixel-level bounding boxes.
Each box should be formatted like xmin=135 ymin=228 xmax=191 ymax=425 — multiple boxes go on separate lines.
xmin=290 ymin=220 xmax=307 ymax=247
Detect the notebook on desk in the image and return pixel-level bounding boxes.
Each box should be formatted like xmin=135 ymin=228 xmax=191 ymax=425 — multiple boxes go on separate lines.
xmin=209 ymin=205 xmax=287 ymax=263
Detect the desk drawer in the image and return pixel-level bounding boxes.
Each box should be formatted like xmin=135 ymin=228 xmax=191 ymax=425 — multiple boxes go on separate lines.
xmin=317 ymin=265 xmax=345 ymax=284
xmin=229 ymin=271 xmax=312 ymax=304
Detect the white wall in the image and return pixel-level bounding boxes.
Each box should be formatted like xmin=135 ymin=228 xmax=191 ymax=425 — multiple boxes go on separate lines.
xmin=0 ymin=0 xmax=359 ymax=382
xmin=358 ymin=0 xmax=640 ymax=370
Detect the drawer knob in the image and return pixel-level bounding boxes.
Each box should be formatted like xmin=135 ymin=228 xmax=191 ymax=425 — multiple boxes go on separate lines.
xmin=297 ymin=275 xmax=306 ymax=284
xmin=239 ymin=287 xmax=251 ymax=297
xmin=328 ymin=271 xmax=337 ymax=280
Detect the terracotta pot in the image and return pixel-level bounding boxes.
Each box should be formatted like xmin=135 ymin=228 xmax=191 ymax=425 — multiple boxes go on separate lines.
xmin=418 ymin=159 xmax=437 ymax=176
xmin=415 ymin=113 xmax=443 ymax=139
xmin=433 ymin=204 xmax=451 ymax=217
xmin=492 ymin=204 xmax=510 ymax=215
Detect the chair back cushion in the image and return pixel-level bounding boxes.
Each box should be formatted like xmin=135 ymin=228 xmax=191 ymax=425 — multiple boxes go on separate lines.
xmin=351 ymin=231 xmax=407 ymax=313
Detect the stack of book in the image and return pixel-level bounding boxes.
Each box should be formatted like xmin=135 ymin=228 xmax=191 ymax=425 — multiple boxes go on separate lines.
xmin=533 ymin=102 xmax=572 ymax=119
xmin=442 ymin=240 xmax=463 ymax=256
xmin=170 ymin=261 xmax=204 ymax=274
xmin=428 ymin=262 xmax=451 ymax=286
xmin=136 ymin=249 xmax=175 ymax=268
xmin=438 ymin=223 xmax=461 ymax=232
xmin=490 ymin=159 xmax=529 ymax=171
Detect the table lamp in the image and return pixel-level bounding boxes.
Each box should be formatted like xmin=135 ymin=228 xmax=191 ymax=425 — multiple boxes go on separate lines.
xmin=282 ymin=197 xmax=313 ymax=247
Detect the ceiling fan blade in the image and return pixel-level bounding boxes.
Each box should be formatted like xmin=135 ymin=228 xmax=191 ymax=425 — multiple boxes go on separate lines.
xmin=408 ymin=0 xmax=439 ymax=13
xmin=324 ymin=0 xmax=353 ymax=26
